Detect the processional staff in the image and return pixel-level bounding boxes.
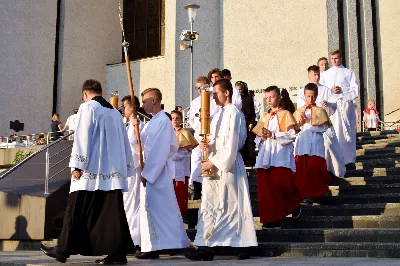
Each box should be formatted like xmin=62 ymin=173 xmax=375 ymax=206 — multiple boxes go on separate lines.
xmin=199 ymin=84 xmax=214 ymax=178
xmin=118 ymin=1 xmax=144 ymax=169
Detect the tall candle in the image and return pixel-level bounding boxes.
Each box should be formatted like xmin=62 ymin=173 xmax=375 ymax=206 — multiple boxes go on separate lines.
xmin=110 ymin=91 xmax=119 ymax=109
xmin=200 ymin=90 xmax=210 ymax=136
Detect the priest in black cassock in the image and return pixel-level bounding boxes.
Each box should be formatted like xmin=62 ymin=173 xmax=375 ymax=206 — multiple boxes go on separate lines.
xmin=40 ymin=79 xmax=134 ymax=264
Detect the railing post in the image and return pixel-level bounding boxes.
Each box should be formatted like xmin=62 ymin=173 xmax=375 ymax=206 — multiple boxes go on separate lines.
xmin=44 ymin=147 xmax=50 ymax=195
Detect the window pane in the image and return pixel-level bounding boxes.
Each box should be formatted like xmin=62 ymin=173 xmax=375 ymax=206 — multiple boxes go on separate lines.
xmin=135 ymin=0 xmax=147 ymax=31
xmin=147 ymin=26 xmax=160 ymax=57
xmin=148 ymin=0 xmax=160 ymax=28
xmin=133 ymin=29 xmax=147 ymax=60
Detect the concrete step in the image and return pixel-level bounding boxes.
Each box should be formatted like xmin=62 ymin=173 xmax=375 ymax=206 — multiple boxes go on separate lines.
xmin=357 ymin=134 xmax=399 ymax=141
xmin=328 ymin=183 xmax=400 ymax=196
xmin=357 ymin=141 xmax=400 ymax=150
xmin=300 ymin=203 xmax=400 ymax=217
xmin=315 ymin=192 xmax=400 ymax=205
xmin=345 ymin=167 xmax=400 ymax=177
xmin=356 ymin=146 xmax=400 ymax=156
xmin=255 ymin=242 xmax=400 ymax=258
xmin=279 ymin=215 xmax=400 ymax=229
xmin=356 ymin=130 xmax=398 ymax=137
xmin=256 ymin=228 xmax=400 ymax=243
xmin=332 ymin=175 xmax=400 ymax=186
xmin=356 ymin=138 xmax=400 ymax=146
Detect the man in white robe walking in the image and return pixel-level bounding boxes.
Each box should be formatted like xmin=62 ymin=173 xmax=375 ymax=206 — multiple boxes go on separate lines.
xmin=40 ymin=79 xmax=134 ymax=264
xmin=186 ymin=79 xmax=258 ymax=261
xmin=134 ymin=88 xmax=190 ymax=259
xmin=320 ymin=50 xmax=359 ymax=168
xmin=298 ymin=65 xmax=346 ymax=178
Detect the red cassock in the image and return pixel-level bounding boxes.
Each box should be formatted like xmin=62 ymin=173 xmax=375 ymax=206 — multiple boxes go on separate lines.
xmin=257 ymin=167 xmax=300 ymax=223
xmin=294 ymin=155 xmax=331 ymax=200
xmin=174 ymin=177 xmax=189 ymax=217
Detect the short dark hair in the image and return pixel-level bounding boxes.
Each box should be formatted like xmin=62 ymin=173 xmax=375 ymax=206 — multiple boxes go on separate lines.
xmin=175 ymin=106 xmax=182 ymax=111
xmin=263 ymin=85 xmax=280 ymax=95
xmin=248 ymin=90 xmax=255 ymax=97
xmin=221 ymin=69 xmax=231 ymax=77
xmin=213 ymin=78 xmax=233 ymax=99
xmin=82 ymin=79 xmax=102 ymax=94
xmin=141 ymin=88 xmax=162 ymax=101
xmin=73 ymin=109 xmax=78 ymax=114
xmin=171 ymin=110 xmax=183 ymax=120
xmin=121 ymin=95 xmax=140 ymax=112
xmin=307 ymin=65 xmax=320 ymax=73
xmin=304 ymin=83 xmax=319 ymax=96
xmin=207 ymin=68 xmax=222 ymax=81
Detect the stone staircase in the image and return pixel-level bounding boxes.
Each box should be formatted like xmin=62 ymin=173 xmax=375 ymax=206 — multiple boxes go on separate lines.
xmin=188 ymin=130 xmax=400 ymax=258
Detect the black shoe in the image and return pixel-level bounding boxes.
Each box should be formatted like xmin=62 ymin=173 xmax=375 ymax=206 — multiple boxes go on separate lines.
xmin=262 ymin=222 xmax=281 ymax=230
xmin=237 ymin=252 xmax=251 ymax=260
xmin=185 ymin=249 xmax=214 ymax=261
xmin=169 ymin=249 xmax=180 ymax=256
xmin=345 ymin=163 xmax=356 ymax=171
xmin=292 ymin=207 xmax=301 ymax=219
xmin=300 ymin=199 xmax=313 ymax=206
xmin=95 ymin=255 xmax=127 ymax=265
xmin=39 ymin=244 xmax=67 ymax=263
xmin=134 ymin=251 xmax=159 ymax=259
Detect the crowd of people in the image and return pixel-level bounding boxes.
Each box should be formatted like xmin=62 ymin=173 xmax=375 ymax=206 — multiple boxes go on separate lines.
xmin=39 ymin=49 xmax=372 ymax=264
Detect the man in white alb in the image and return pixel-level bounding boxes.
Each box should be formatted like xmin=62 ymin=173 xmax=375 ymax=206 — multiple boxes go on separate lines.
xmin=320 ymin=50 xmax=359 ymax=168
xmin=134 ymin=88 xmax=190 ymax=259
xmin=186 ymin=79 xmax=257 ymax=261
xmin=62 ymin=109 xmax=78 ymax=139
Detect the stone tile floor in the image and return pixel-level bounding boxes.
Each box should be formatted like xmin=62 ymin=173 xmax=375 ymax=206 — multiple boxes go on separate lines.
xmin=2 ymin=252 xmax=400 ymax=266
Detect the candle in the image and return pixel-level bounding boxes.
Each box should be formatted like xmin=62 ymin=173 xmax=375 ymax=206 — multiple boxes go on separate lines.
xmin=110 ymin=91 xmax=119 ymax=109
xmin=200 ymin=90 xmax=210 ymax=136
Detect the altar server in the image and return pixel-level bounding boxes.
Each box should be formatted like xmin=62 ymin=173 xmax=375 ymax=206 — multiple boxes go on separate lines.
xmin=135 ymin=88 xmax=190 ymax=259
xmin=294 ymin=83 xmax=332 ymax=203
xmin=298 ymin=65 xmax=346 ymax=178
xmin=40 ymin=79 xmax=134 ymax=265
xmin=189 ymin=76 xmax=220 ymax=199
xmin=187 ymin=79 xmax=257 ymax=261
xmin=171 ymin=110 xmax=198 ymax=217
xmin=320 ymin=50 xmax=359 ymax=167
xmin=253 ymin=86 xmax=300 ymax=229
xmin=363 ymin=99 xmax=380 ymax=131
xmin=121 ymin=95 xmax=144 ymax=249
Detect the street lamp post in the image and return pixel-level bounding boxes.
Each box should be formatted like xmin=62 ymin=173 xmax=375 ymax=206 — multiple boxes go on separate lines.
xmin=183 ymin=4 xmax=200 ymax=104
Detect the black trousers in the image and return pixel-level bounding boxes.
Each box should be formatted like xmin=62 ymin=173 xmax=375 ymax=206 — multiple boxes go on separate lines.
xmin=56 ymin=190 xmax=134 ymax=257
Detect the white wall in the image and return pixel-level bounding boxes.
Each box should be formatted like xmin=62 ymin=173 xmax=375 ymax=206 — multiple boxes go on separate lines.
xmin=377 ymin=0 xmax=400 ymax=123
xmin=0 ymin=0 xmax=57 ymax=135
xmin=57 ymin=0 xmax=122 ymax=122
xmin=221 ymin=0 xmax=329 ymax=110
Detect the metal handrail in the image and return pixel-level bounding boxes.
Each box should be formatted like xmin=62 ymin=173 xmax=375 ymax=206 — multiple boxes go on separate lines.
xmin=385 ymin=107 xmax=400 ymax=117
xmin=0 ymin=131 xmax=74 ymax=181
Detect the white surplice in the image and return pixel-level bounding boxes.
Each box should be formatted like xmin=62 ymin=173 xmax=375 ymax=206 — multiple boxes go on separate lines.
xmin=232 ymin=86 xmax=243 ymax=110
xmin=139 ymin=110 xmax=190 ymax=252
xmin=188 ymin=93 xmax=221 ymax=185
xmin=193 ymin=104 xmax=258 ymax=247
xmin=294 ymin=108 xmax=328 ymax=158
xmin=172 ymin=148 xmax=191 ymax=182
xmin=320 ymin=65 xmax=359 ymax=164
xmin=123 ymin=121 xmax=144 ymax=246
xmin=297 ymin=84 xmax=346 ymax=177
xmin=69 ymin=99 xmax=133 ymax=193
xmin=363 ymin=110 xmax=379 ymax=129
xmin=254 ymin=115 xmax=296 ymax=171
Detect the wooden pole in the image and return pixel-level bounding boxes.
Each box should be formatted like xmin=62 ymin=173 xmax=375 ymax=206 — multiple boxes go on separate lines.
xmin=124 ymin=44 xmax=144 ymax=170
xmin=119 ymin=2 xmax=144 ymax=170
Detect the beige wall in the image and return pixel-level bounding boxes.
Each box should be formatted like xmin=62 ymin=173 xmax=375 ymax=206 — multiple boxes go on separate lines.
xmin=377 ymin=0 xmax=400 ymax=124
xmin=221 ymin=0 xmax=329 ymax=110
xmin=57 ymin=0 xmax=122 ymax=122
xmin=0 ymin=1 xmax=57 ymax=136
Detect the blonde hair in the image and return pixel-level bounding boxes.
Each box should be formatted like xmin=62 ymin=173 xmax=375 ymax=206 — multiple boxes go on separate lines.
xmin=141 ymin=88 xmax=162 ymax=101
xmin=330 ymin=49 xmax=342 ymax=57
xmin=368 ymin=99 xmax=375 ymax=103
xmin=52 ymin=113 xmax=60 ymax=121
